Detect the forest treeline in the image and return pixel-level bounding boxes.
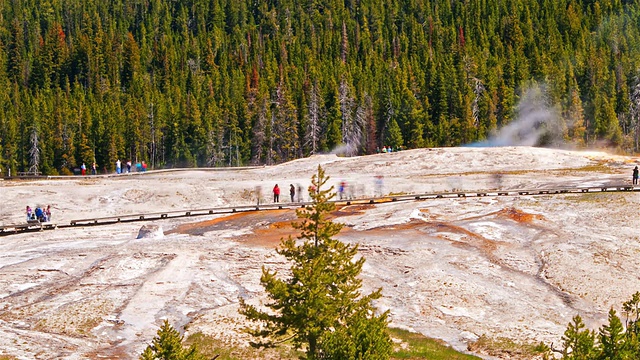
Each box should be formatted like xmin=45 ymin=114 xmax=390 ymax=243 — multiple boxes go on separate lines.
xmin=1 ymin=0 xmax=640 ymax=174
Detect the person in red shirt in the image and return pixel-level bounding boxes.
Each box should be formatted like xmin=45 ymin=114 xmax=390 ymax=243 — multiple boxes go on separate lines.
xmin=273 ymin=184 xmax=280 ymax=203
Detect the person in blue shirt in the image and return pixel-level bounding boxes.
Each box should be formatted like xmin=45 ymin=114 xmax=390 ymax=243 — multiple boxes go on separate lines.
xmin=35 ymin=207 xmax=44 ymax=221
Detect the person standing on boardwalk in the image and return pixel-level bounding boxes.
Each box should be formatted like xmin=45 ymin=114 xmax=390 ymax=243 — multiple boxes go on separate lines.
xmin=374 ymin=175 xmax=384 ymax=197
xmin=116 ymin=159 xmax=121 ymax=174
xmin=81 ymin=163 xmax=87 ymax=176
xmin=290 ymin=184 xmax=295 ymax=202
xmin=91 ymin=162 xmax=97 ymax=175
xmin=273 ymin=184 xmax=280 ymax=203
xmin=255 ymin=185 xmax=263 ymax=206
xmin=338 ymin=180 xmax=346 ymax=200
xmin=297 ymin=184 xmax=303 ymax=202
xmin=634 ymin=166 xmax=639 ymax=185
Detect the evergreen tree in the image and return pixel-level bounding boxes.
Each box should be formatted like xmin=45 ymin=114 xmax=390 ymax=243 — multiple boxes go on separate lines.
xmin=622 ymin=292 xmax=640 ymax=357
xmin=561 ymin=315 xmax=596 ymax=359
xmin=385 ymin=118 xmax=404 ymax=149
xmin=240 ymin=165 xmax=391 ymax=360
xmin=122 ymin=32 xmax=141 ymax=90
xmin=320 ymin=305 xmax=392 ymax=360
xmin=598 ymin=308 xmax=626 ymax=359
xmin=139 ymin=319 xmax=205 ymax=360
xmin=557 ymin=293 xmax=640 ymax=359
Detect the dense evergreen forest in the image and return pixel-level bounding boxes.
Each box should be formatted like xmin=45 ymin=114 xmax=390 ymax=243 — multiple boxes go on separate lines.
xmin=1 ymin=0 xmax=640 ymax=174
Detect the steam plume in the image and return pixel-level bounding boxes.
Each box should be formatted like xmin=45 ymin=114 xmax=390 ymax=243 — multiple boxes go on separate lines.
xmin=473 ymin=84 xmax=566 ymax=147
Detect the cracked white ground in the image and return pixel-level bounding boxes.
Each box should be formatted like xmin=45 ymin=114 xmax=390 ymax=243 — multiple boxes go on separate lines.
xmin=1 ymin=146 xmax=639 ymax=359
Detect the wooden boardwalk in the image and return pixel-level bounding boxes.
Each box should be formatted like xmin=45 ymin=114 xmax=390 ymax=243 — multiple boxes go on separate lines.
xmin=1 ymin=183 xmax=638 ymax=237
xmin=0 ymin=221 xmax=58 ymax=235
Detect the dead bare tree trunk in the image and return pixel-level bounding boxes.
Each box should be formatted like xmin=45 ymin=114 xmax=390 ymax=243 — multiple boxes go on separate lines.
xmin=340 ymin=78 xmax=361 ymax=156
xmin=631 ymin=74 xmax=640 ymax=152
xmin=305 ymin=81 xmax=323 ymax=154
xmin=29 ymin=127 xmax=40 ymax=175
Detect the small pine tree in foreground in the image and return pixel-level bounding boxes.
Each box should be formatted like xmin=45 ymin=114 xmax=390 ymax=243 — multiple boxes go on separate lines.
xmin=558 ymin=291 xmax=640 ymax=359
xmin=240 ymin=165 xmax=392 ymax=360
xmin=139 ymin=319 xmax=205 ymax=360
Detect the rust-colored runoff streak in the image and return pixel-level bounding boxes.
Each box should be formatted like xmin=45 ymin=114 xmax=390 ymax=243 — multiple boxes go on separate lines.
xmin=496 ymin=207 xmax=545 ymax=223
xmin=167 ymin=204 xmax=539 ymax=254
xmin=166 ymin=204 xmax=374 ymax=247
xmin=166 ymin=210 xmax=271 ymax=234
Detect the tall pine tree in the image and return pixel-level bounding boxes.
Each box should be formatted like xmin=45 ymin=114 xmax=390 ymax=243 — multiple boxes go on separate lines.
xmin=240 ymin=165 xmax=391 ymax=360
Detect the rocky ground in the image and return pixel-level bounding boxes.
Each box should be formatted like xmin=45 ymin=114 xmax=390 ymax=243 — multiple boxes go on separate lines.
xmin=1 ymin=146 xmax=640 ymax=359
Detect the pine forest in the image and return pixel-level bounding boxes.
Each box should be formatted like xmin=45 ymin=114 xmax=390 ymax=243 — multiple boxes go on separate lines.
xmin=1 ymin=0 xmax=640 ymax=174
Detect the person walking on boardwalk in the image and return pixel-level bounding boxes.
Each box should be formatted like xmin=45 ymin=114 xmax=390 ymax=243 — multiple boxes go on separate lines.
xmin=81 ymin=163 xmax=87 ymax=176
xmin=290 ymin=184 xmax=295 ymax=202
xmin=634 ymin=166 xmax=639 ymax=185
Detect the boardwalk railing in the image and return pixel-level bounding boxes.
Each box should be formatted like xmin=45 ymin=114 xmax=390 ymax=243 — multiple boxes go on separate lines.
xmin=1 ymin=184 xmax=638 ymax=237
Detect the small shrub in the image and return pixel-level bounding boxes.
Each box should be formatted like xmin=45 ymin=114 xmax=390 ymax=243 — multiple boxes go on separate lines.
xmin=59 ymin=167 xmax=74 ymax=176
xmin=140 ymin=320 xmax=206 ymax=360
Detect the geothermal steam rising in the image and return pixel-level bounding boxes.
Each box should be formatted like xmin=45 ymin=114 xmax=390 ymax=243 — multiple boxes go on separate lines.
xmin=478 ymin=84 xmax=566 ymax=147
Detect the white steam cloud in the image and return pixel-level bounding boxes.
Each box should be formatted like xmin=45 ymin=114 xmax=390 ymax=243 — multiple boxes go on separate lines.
xmin=474 ymin=84 xmax=566 ymax=147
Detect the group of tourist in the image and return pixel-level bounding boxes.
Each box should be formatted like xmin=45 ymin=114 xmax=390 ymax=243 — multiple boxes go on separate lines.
xmin=377 ymin=145 xmax=403 ymax=153
xmin=259 ymin=184 xmax=307 ymax=205
xmin=271 ymin=184 xmax=301 ymax=203
xmin=115 ymin=159 xmax=135 ymax=174
xmin=268 ymin=176 xmax=384 ymax=204
xmin=78 ymin=160 xmax=147 ymax=175
xmin=26 ymin=205 xmax=52 ymax=222
xmin=79 ymin=162 xmax=99 ymax=175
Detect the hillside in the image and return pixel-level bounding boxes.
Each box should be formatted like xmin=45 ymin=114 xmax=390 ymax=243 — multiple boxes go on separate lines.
xmin=1 ymin=146 xmax=639 ymax=359
xmin=2 ymin=0 xmax=640 ymax=174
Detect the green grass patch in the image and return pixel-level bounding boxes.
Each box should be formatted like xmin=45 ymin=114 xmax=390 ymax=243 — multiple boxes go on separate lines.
xmin=185 ymin=332 xmax=301 ymax=360
xmin=570 ymin=163 xmax=618 ymax=173
xmin=388 ymin=192 xmax=408 ymax=196
xmin=187 ymin=328 xmax=545 ymax=360
xmin=389 ymin=328 xmax=480 ymax=360
xmin=467 ymin=334 xmax=550 ymax=359
xmin=572 ymin=192 xmax=630 ymax=204
xmin=453 ymin=162 xmax=617 ymax=177
xmin=185 ymin=328 xmax=481 ymax=360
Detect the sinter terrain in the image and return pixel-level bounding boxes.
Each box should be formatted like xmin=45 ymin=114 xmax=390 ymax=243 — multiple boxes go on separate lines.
xmin=1 ymin=146 xmax=639 ymax=359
